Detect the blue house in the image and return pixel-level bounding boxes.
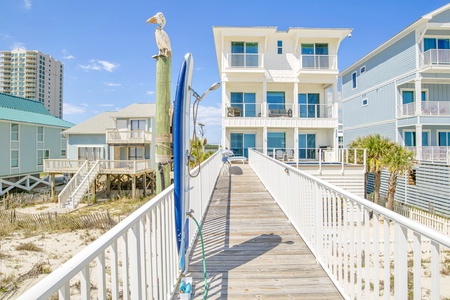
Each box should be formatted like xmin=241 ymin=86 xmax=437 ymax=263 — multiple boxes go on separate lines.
xmin=45 ymin=103 xmax=156 ymax=208
xmin=0 ymin=93 xmax=73 ymax=195
xmin=340 ymin=4 xmax=450 ymax=216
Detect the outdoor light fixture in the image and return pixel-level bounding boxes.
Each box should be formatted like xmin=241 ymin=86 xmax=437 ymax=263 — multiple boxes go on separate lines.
xmin=190 ymin=82 xmax=221 ymax=101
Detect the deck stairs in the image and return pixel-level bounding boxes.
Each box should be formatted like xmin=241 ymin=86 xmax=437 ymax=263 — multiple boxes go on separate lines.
xmin=58 ymin=160 xmax=100 ymax=209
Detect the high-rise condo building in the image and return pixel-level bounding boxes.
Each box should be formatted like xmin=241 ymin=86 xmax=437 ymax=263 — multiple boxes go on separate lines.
xmin=0 ymin=48 xmax=63 ymax=118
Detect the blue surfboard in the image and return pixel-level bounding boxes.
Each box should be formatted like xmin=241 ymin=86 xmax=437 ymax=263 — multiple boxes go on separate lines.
xmin=173 ymin=53 xmax=193 ymax=273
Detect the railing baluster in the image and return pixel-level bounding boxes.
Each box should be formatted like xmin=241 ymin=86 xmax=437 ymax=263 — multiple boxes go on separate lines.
xmin=364 ymin=208 xmax=370 ymax=300
xmin=146 ymin=212 xmax=154 ymax=299
xmin=97 ymin=252 xmax=106 ymax=300
xmin=121 ymin=234 xmax=130 ymax=300
xmin=413 ymin=232 xmax=421 ymax=300
xmin=139 ymin=219 xmax=147 ymax=299
xmin=373 ymin=212 xmax=380 ymax=298
xmin=58 ymin=283 xmax=70 ymax=299
xmin=394 ymin=223 xmax=408 ymax=299
xmin=431 ymin=241 xmax=440 ymax=300
xmin=110 ymin=241 xmax=119 ymax=300
xmin=383 ymin=218 xmax=390 ymax=300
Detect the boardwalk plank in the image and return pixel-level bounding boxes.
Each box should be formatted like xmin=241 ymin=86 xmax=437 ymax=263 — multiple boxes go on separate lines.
xmin=180 ymin=164 xmax=342 ymax=300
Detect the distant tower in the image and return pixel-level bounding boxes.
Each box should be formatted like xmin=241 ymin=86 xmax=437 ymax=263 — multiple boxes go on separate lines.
xmin=0 ymin=48 xmax=64 ymax=118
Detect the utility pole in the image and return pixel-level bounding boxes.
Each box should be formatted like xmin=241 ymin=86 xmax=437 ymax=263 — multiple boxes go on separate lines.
xmin=147 ymin=12 xmax=172 ymax=194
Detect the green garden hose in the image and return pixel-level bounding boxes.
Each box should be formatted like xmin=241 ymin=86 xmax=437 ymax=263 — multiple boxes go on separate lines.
xmin=188 ymin=210 xmax=208 ymax=299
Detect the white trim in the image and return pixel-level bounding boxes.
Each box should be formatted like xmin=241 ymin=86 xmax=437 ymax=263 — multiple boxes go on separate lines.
xmin=437 ymin=130 xmax=450 ymax=146
xmin=423 ymin=130 xmax=431 ymax=146
xmin=402 ymin=129 xmax=431 ymax=146
xmin=399 ymin=88 xmax=428 ymax=103
xmin=344 ymin=119 xmax=397 ymax=131
xmin=362 ymin=98 xmax=368 ymax=107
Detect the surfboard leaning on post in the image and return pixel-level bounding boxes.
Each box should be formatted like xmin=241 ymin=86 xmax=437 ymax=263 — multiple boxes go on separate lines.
xmin=173 ymin=53 xmax=193 ymax=273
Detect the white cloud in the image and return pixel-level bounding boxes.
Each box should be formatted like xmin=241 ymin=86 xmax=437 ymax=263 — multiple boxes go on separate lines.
xmin=147 ymin=90 xmax=155 ymax=95
xmin=11 ymin=42 xmax=26 ymax=50
xmin=24 ymin=0 xmax=32 ymax=10
xmin=195 ymin=105 xmax=222 ymax=126
xmin=98 ymin=104 xmax=115 ymax=107
xmin=64 ymin=55 xmax=75 ymax=60
xmin=64 ymin=103 xmax=86 ymax=115
xmin=104 ymin=82 xmax=121 ymax=87
xmin=62 ymin=49 xmax=75 ymax=60
xmin=78 ymin=59 xmax=119 ymax=72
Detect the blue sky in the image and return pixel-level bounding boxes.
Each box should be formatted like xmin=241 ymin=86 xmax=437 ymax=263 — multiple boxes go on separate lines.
xmin=1 ymin=0 xmax=449 ymax=144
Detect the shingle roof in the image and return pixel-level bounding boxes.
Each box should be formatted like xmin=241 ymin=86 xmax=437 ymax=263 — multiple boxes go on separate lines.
xmin=62 ymin=111 xmax=117 ymax=134
xmin=0 ymin=93 xmax=51 ymax=115
xmin=0 ymin=106 xmax=73 ymax=128
xmin=62 ymin=103 xmax=156 ymax=135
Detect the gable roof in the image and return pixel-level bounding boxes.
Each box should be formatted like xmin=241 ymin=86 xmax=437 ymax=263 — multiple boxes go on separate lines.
xmin=340 ymin=3 xmax=450 ymax=77
xmin=0 ymin=93 xmax=73 ymax=128
xmin=0 ymin=93 xmax=52 ymax=115
xmin=63 ymin=103 xmax=156 ymax=135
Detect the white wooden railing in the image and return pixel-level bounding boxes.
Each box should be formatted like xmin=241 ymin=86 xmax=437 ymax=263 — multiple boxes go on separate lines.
xmin=299 ymin=54 xmax=337 ymax=70
xmin=68 ymin=160 xmax=101 ymax=209
xmin=44 ymin=159 xmax=86 ymax=173
xmin=58 ymin=160 xmax=89 ymax=208
xmin=421 ymin=49 xmax=450 ymax=66
xmin=106 ymin=130 xmax=152 ymax=144
xmin=407 ymin=146 xmax=450 ymax=163
xmin=249 ymin=149 xmax=450 ymax=300
xmin=395 ymin=204 xmax=450 ymax=236
xmin=18 ymin=151 xmax=221 ymax=300
xmin=225 ymin=53 xmax=263 ymax=68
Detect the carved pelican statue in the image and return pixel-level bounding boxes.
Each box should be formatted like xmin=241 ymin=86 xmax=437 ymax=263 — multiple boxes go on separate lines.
xmin=146 ymin=12 xmax=172 ymax=57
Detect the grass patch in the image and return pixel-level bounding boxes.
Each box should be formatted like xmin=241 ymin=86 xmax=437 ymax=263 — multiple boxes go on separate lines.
xmin=35 ymin=205 xmax=49 ymax=211
xmin=15 ymin=242 xmax=43 ymax=252
xmin=0 ymin=273 xmax=15 ymax=292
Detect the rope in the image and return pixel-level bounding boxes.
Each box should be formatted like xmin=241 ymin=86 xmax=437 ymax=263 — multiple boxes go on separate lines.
xmin=187 ymin=210 xmax=208 ymax=299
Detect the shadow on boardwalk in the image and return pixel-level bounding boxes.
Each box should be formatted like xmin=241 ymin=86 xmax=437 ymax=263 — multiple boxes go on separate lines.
xmin=186 ymin=164 xmax=342 ymax=300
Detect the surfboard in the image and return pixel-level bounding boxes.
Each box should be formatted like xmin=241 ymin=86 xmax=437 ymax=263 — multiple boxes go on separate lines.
xmin=173 ymin=53 xmax=193 ymax=273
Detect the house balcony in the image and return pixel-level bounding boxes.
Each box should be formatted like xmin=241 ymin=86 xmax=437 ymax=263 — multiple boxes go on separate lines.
xmin=224 ymin=53 xmax=265 ymax=72
xmin=420 ymin=49 xmax=450 ymax=72
xmin=407 ymin=146 xmax=450 ymax=163
xmin=224 ymin=102 xmax=337 ymax=128
xmin=298 ymin=55 xmax=337 ymax=73
xmin=398 ymin=101 xmax=450 ymax=117
xmin=44 ymin=159 xmax=153 ymax=175
xmin=106 ymin=130 xmax=152 ymax=145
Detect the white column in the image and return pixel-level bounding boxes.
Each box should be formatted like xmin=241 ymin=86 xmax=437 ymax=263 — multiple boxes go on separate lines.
xmin=293 ymin=82 xmax=298 ymax=118
xmin=415 ymin=123 xmax=422 ymax=161
xmin=332 ymin=80 xmax=339 ymax=118
xmin=415 ymin=78 xmax=422 ymax=115
xmin=262 ymin=81 xmax=267 ymax=117
xmin=263 ymin=127 xmax=268 ymax=155
xmin=221 ymin=126 xmax=227 ymax=150
xmin=294 ymin=127 xmax=299 ymax=164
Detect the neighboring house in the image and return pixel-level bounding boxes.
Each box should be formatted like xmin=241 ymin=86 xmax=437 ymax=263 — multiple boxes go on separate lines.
xmin=0 ymin=92 xmax=72 ymax=195
xmin=213 ymin=26 xmax=350 ymax=161
xmin=0 ymin=48 xmax=64 ymax=118
xmin=45 ymin=103 xmax=156 ymax=208
xmin=340 ymin=4 xmax=450 ymax=216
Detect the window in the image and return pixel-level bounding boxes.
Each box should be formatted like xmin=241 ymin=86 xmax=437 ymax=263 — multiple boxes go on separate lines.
xmin=401 ymin=90 xmax=427 ymax=104
xmin=268 ymin=132 xmax=286 ymax=155
xmin=78 ymin=147 xmax=103 ymax=160
xmin=277 ymin=40 xmax=283 ymax=54
xmin=116 ymin=119 xmax=127 ymax=129
xmin=231 ymin=42 xmax=258 ymax=67
xmin=231 ymin=93 xmax=256 ymax=117
xmin=298 ymin=93 xmax=320 ymax=118
xmin=230 ymin=133 xmax=256 ymax=158
xmin=404 ymin=131 xmax=429 ymax=147
xmin=11 ymin=150 xmax=18 ymax=168
xmin=424 ymin=38 xmax=450 ymax=51
xmin=61 ymin=149 xmax=66 ymax=157
xmin=267 ymin=91 xmax=285 ymax=110
xmin=11 ymin=123 xmax=19 ymax=141
xmin=360 ymin=66 xmax=366 ymax=74
xmin=37 ymin=126 xmax=43 ymax=142
xmin=352 ymin=72 xmax=357 ymax=89
xmin=438 ymin=131 xmax=450 ymax=146
xmin=362 ymin=98 xmax=368 ymax=106
xmin=301 ymin=43 xmax=329 ymax=68
xmin=128 ymin=147 xmax=144 ymax=160
xmin=298 ymin=134 xmax=316 ymax=159
xmin=37 ymin=149 xmax=49 ymax=166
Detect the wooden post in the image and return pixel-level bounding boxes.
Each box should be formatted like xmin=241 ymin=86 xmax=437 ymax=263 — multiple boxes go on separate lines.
xmin=51 ymin=174 xmax=56 ymax=200
xmin=132 ymin=175 xmax=136 ymax=198
xmin=142 ymin=173 xmax=147 ymax=196
xmin=106 ymin=174 xmax=111 ymax=198
xmin=155 ymin=56 xmax=172 ymax=194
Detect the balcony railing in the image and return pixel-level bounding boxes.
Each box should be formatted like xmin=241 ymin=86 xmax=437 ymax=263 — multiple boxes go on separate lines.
xmin=19 ymin=151 xmax=221 ymax=300
xmin=106 ymin=130 xmax=152 ymax=144
xmin=298 ymin=103 xmax=329 ymax=118
xmin=407 ymin=146 xmax=450 ymax=163
xmin=225 ymin=103 xmax=262 ymax=117
xmin=421 ymin=49 xmax=450 ymax=67
xmin=225 ymin=53 xmax=263 ymax=69
xmin=398 ymin=101 xmax=450 ymax=117
xmin=45 ymin=159 xmax=153 ymax=175
xmin=299 ymin=55 xmax=337 ymax=70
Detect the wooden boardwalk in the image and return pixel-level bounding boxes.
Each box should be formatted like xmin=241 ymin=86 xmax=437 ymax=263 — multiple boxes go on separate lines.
xmin=184 ymin=164 xmax=343 ymax=300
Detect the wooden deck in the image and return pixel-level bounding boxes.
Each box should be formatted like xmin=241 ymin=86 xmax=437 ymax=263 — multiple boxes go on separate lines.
xmin=184 ymin=164 xmax=343 ymax=299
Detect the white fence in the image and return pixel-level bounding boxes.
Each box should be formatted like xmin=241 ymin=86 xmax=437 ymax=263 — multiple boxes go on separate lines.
xmin=18 ymin=151 xmax=222 ymax=300
xmin=395 ymin=204 xmax=450 ymax=236
xmin=249 ymin=149 xmax=450 ymax=300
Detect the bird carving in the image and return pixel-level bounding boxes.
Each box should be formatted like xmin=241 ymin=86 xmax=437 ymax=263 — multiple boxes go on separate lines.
xmin=146 ymin=12 xmax=172 ymax=57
